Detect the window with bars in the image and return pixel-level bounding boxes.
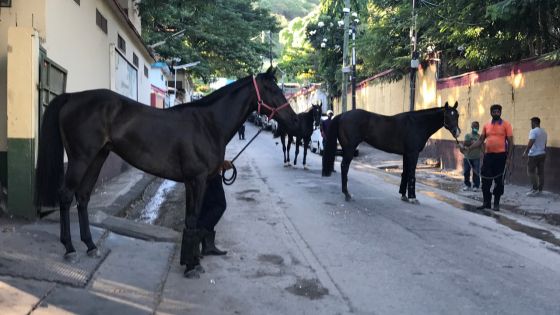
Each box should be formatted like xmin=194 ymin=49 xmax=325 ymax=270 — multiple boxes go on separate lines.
xmin=144 ymin=65 xmax=149 ymax=78
xmin=96 ymin=9 xmax=107 ymax=34
xmin=133 ymin=53 xmax=139 ymax=67
xmin=118 ymin=34 xmax=126 ymax=53
xmin=73 ymin=0 xmax=80 ymax=5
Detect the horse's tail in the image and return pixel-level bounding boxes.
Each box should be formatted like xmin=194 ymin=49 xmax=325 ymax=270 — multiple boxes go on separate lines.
xmin=35 ymin=94 xmax=68 ymax=208
xmin=322 ymin=115 xmax=340 ymax=177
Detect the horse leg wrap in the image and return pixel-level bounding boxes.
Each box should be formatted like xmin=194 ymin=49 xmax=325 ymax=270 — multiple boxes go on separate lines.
xmin=180 ymin=228 xmax=201 ymax=268
xmin=407 ymin=177 xmax=416 ymax=199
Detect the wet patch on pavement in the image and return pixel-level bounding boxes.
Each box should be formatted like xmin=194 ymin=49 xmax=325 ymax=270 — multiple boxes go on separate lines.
xmin=285 ymin=278 xmax=329 ymax=300
xmin=236 ymin=189 xmax=259 ymax=202
xmin=258 ymin=254 xmax=285 ymax=266
xmin=424 ymin=191 xmax=560 ymax=248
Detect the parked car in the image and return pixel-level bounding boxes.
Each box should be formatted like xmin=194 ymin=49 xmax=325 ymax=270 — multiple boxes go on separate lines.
xmin=269 ymin=119 xmax=278 ymax=133
xmin=247 ymin=111 xmax=259 ymax=124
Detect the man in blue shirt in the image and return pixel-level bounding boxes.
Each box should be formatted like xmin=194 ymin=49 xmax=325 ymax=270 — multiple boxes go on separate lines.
xmin=523 ymin=117 xmax=547 ymax=196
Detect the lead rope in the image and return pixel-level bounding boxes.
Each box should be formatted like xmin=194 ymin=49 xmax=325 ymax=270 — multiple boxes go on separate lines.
xmin=222 ymin=127 xmax=264 ymax=185
xmin=454 ymin=137 xmax=509 ymax=182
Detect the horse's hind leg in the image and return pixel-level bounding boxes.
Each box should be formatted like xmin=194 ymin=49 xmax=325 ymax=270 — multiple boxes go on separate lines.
xmin=75 ymin=148 xmax=110 ymax=256
xmin=59 ymin=160 xmax=90 ymax=260
xmin=399 ymin=155 xmax=409 ymax=201
xmin=181 ymin=174 xmax=207 ymax=278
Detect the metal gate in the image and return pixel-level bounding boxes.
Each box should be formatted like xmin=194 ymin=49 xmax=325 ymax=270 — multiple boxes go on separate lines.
xmin=38 ymin=48 xmax=67 ymax=128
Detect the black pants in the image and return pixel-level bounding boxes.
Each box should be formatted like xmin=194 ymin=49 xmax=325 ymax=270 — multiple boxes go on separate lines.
xmin=481 ymin=152 xmax=507 ymax=203
xmin=197 ymin=175 xmax=226 ymax=231
xmin=238 ymin=126 xmax=245 ymax=140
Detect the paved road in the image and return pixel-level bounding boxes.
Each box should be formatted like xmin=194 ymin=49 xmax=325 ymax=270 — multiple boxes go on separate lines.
xmin=153 ymin=124 xmax=560 ymax=314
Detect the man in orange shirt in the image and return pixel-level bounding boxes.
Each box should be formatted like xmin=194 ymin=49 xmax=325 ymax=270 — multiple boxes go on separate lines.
xmin=467 ymin=104 xmax=514 ymax=211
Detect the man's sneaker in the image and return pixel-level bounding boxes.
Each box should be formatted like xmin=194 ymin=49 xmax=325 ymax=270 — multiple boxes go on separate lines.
xmin=472 ymin=187 xmax=479 ymax=192
xmin=526 ymin=190 xmax=538 ymax=197
xmin=462 ymin=185 xmax=472 ymax=191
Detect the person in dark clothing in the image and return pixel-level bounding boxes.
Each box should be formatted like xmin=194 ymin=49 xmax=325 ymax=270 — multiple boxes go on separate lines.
xmin=197 ymin=160 xmax=233 ymax=255
xmin=238 ymin=124 xmax=246 ymax=140
xmin=321 ymin=110 xmax=334 ymax=149
xmin=467 ymin=104 xmax=514 ymax=211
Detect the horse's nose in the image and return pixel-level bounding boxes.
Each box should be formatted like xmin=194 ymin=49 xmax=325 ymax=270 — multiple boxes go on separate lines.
xmin=455 ymin=127 xmax=461 ymax=138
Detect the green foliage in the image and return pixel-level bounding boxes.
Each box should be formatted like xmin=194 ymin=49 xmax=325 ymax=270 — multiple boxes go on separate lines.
xmin=277 ymin=0 xmax=560 ymax=99
xmin=259 ymin=0 xmax=321 ymax=20
xmin=138 ymin=0 xmax=279 ymax=80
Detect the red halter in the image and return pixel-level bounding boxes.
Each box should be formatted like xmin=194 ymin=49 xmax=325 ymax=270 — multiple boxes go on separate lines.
xmin=252 ymin=76 xmax=291 ymax=120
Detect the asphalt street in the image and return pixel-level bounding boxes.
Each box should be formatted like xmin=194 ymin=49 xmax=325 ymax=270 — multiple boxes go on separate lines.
xmin=149 ymin=123 xmax=560 ymax=314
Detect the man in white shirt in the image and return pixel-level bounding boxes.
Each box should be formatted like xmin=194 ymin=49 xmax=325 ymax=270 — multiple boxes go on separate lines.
xmin=523 ymin=117 xmax=547 ymax=196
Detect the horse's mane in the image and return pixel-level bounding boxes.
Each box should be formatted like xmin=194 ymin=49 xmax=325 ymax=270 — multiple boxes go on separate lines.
xmin=171 ymin=71 xmax=278 ymax=109
xmin=171 ymin=75 xmax=253 ymax=109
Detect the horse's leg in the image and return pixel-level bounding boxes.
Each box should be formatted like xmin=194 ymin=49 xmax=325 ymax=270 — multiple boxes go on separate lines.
xmin=281 ymin=135 xmax=288 ymax=166
xmin=75 ymin=148 xmax=110 ymax=257
xmin=294 ymin=137 xmax=300 ymax=166
xmin=181 ymin=174 xmax=207 ymax=278
xmin=303 ymin=137 xmax=310 ymax=170
xmin=399 ymin=155 xmax=409 ymax=201
xmin=60 ymin=160 xmax=90 ymax=260
xmin=286 ymin=136 xmax=292 ymax=166
xmin=341 ymin=143 xmax=359 ymax=201
xmin=406 ymin=152 xmax=420 ymax=204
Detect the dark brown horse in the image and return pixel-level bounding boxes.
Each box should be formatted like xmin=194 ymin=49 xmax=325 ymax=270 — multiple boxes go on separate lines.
xmin=35 ymin=67 xmax=299 ymax=278
xmin=275 ymin=103 xmax=322 ymax=169
xmin=322 ymin=102 xmax=460 ymax=202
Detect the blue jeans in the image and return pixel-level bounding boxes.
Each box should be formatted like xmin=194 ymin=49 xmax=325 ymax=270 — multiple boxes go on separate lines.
xmin=463 ymin=158 xmax=480 ymax=188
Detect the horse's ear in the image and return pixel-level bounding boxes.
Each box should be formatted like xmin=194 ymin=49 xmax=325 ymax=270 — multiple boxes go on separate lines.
xmin=453 ymin=101 xmax=458 ymax=109
xmin=266 ymin=66 xmax=276 ymax=77
xmin=444 ymin=101 xmax=449 ymax=108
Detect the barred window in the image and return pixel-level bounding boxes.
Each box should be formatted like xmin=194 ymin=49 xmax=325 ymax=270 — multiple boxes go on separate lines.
xmin=118 ymin=34 xmax=126 ymax=53
xmin=96 ymin=9 xmax=107 ymax=34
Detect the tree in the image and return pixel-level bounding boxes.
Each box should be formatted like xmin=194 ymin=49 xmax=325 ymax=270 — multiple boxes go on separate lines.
xmin=138 ymin=0 xmax=280 ymax=80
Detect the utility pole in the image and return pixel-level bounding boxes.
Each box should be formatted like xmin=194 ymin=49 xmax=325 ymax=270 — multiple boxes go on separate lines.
xmin=350 ymin=14 xmax=358 ymax=110
xmin=409 ymin=0 xmax=419 ymax=112
xmin=341 ymin=1 xmax=351 ymax=112
xmin=268 ymin=31 xmax=273 ymax=68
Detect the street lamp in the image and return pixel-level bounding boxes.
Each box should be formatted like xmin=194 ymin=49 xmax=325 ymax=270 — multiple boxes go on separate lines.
xmin=172 ymin=61 xmax=200 ymax=105
xmin=148 ymin=29 xmax=186 ymax=49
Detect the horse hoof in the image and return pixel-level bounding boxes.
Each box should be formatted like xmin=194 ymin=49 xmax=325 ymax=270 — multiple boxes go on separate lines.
xmin=401 ymin=195 xmax=409 ymax=202
xmin=64 ymin=251 xmax=78 ymax=262
xmin=345 ymin=194 xmax=352 ymax=202
xmin=87 ymin=247 xmax=100 ymax=258
xmin=303 ymin=165 xmax=309 ymax=170
xmin=409 ymin=198 xmax=419 ymax=204
xmin=184 ymin=265 xmax=204 ymax=279
xmin=284 ymin=163 xmax=290 ymax=167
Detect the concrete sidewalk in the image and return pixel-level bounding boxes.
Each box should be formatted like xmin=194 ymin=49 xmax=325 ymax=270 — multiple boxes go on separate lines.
xmin=353 ymin=144 xmax=560 ymax=226
xmin=0 ymin=167 xmax=180 ymax=314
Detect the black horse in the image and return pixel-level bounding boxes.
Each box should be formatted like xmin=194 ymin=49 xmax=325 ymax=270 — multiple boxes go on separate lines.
xmin=322 ymin=102 xmax=460 ymax=202
xmin=35 ymin=67 xmax=299 ymax=278
xmin=275 ymin=103 xmax=322 ymax=169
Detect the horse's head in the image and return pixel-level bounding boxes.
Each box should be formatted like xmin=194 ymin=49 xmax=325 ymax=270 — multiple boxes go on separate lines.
xmin=254 ymin=67 xmax=299 ymax=133
xmin=443 ymin=101 xmax=461 ymax=139
xmin=311 ymin=102 xmax=323 ymax=129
